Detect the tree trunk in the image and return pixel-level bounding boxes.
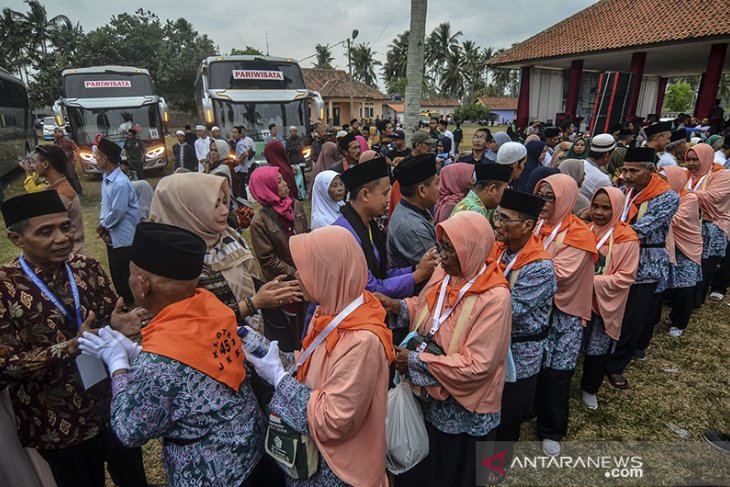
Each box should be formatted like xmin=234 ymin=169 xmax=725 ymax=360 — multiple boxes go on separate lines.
xmin=404 ymin=0 xmax=427 ymax=146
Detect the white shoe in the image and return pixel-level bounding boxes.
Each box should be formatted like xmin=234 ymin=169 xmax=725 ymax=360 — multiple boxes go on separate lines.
xmin=542 ymin=439 xmax=561 ymax=457
xmin=708 ymin=292 xmax=724 ymax=301
xmin=668 ymin=327 xmax=684 ymax=337
xmin=581 ymin=390 xmax=598 ymax=409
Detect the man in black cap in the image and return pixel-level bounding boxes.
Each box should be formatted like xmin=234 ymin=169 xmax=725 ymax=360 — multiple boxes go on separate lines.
xmin=643 ymin=121 xmax=672 ymax=159
xmin=96 ymin=138 xmax=141 ymax=304
xmin=79 ymin=222 xmax=265 ymax=486
xmin=387 ymin=154 xmax=440 ymax=268
xmin=542 ymin=127 xmax=561 ymax=166
xmin=333 ymin=158 xmax=438 ymax=299
xmin=605 ymin=147 xmax=679 ymax=389
xmin=0 ymin=191 xmax=147 ymax=487
xmin=492 ymin=189 xmax=556 ymax=456
xmin=607 ymin=128 xmax=635 ymax=177
xmin=330 ymin=132 xmax=361 ymax=174
xmin=451 ymin=163 xmax=512 ymax=223
xmin=657 ymin=129 xmax=687 ymax=168
xmin=386 ymin=129 xmax=411 ymax=166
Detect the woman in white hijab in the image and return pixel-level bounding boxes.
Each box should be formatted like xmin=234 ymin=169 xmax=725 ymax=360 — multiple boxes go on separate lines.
xmin=310 ymin=170 xmax=346 ymax=229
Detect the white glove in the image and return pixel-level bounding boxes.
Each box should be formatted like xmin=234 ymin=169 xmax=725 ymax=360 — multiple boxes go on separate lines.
xmin=78 ymin=330 xmax=130 ymax=374
xmin=102 ymin=326 xmax=142 ymax=363
xmin=246 ymin=340 xmax=287 ymax=388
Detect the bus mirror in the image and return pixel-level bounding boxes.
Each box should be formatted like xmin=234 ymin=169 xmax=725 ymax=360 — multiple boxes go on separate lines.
xmin=202 ymin=98 xmax=213 ymax=124
xmin=159 ymin=98 xmax=169 ymax=124
xmin=52 ymin=101 xmax=63 ymax=126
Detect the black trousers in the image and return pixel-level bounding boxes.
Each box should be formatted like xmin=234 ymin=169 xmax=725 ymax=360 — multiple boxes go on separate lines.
xmin=535 ymin=367 xmax=574 ymax=442
xmin=695 ymin=256 xmax=723 ymax=307
xmin=106 ymin=245 xmax=134 ymax=305
xmin=495 ymin=374 xmax=538 ymax=443
xmin=398 ymin=421 xmax=496 ymax=487
xmin=38 ymin=428 xmax=146 ymax=487
xmin=580 ymin=316 xmax=613 ymax=395
xmin=606 ymin=282 xmax=658 ymax=375
xmin=711 ymin=242 xmax=730 ymax=295
xmin=65 ymin=160 xmax=83 ymax=195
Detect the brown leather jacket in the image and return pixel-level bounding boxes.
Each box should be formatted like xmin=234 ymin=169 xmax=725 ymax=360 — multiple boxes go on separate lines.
xmin=249 ymin=200 xmax=309 ymax=281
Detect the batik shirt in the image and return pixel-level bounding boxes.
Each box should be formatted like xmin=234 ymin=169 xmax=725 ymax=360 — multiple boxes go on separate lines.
xmin=111 ymin=353 xmax=265 ymax=486
xmin=450 ymin=190 xmax=493 ymax=223
xmin=500 ymin=250 xmax=556 ymax=379
xmin=629 ymin=190 xmax=679 ymax=286
xmin=0 ymin=254 xmax=116 ymax=449
xmin=543 ymin=308 xmax=583 ymax=371
xmin=702 ymin=221 xmax=727 ymax=259
xmin=665 ymin=251 xmax=703 ymax=290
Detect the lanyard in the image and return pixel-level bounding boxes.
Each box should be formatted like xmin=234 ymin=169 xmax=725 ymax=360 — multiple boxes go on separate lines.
xmin=296 ymin=294 xmax=365 ymax=370
xmin=687 ymin=174 xmax=708 ymax=192
xmin=499 ymin=249 xmax=520 ymax=277
xmin=541 ymin=222 xmax=563 ymax=250
xmin=592 ymin=226 xmax=615 ymax=250
xmin=620 ymin=188 xmax=643 ymax=222
xmin=418 ymin=264 xmax=486 ymax=352
xmin=18 ymin=256 xmax=83 ymax=329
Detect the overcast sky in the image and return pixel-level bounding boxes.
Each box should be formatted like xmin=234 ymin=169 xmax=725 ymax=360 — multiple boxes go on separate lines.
xmin=7 ymin=0 xmax=595 ymax=72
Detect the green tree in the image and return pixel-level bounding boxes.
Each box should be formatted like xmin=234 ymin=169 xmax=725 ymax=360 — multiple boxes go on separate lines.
xmin=424 ymin=22 xmax=462 ymax=89
xmin=350 ymin=42 xmax=381 ymax=87
xmin=0 ymin=7 xmax=30 ymax=77
xmin=440 ymin=45 xmax=464 ymax=99
xmin=15 ymin=0 xmax=70 ymax=57
xmin=314 ymin=44 xmax=334 ymax=69
xmin=663 ymin=81 xmax=694 ymax=112
xmin=382 ymin=30 xmax=409 ymax=92
xmin=454 ymin=102 xmax=490 ymax=122
xmin=230 ymin=46 xmax=263 ymax=55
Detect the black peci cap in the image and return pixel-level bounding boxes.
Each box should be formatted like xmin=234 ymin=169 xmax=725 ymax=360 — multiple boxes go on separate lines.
xmin=341 ymin=157 xmax=390 ymax=193
xmin=131 ymin=222 xmax=206 ymax=280
xmin=392 ymin=154 xmax=437 ymax=186
xmin=644 ymin=121 xmax=673 ymax=138
xmin=474 ymin=163 xmax=512 ymax=183
xmin=544 ymin=127 xmax=560 ymax=138
xmin=97 ymin=138 xmax=122 ymax=163
xmin=624 ymin=147 xmax=656 ymax=163
xmin=338 ymin=133 xmax=358 ymax=152
xmin=2 ymin=191 xmax=68 ymax=228
xmin=499 ymin=188 xmax=545 ymax=219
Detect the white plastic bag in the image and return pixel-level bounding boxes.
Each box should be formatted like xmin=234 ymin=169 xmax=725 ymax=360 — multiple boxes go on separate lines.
xmin=385 ymin=381 xmax=429 ymax=474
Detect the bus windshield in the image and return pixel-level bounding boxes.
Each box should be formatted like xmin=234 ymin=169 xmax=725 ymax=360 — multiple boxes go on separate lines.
xmin=63 ymin=72 xmax=154 ymax=98
xmin=212 ymin=99 xmax=308 ymax=140
xmin=208 ymin=60 xmax=304 ymax=90
xmin=0 ymin=74 xmax=33 ymax=175
xmin=66 ymin=105 xmax=162 ymax=145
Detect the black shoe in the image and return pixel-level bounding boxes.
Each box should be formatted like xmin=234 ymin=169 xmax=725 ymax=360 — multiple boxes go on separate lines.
xmin=633 ymin=349 xmax=646 ymax=360
xmin=704 ymin=430 xmax=730 ymax=453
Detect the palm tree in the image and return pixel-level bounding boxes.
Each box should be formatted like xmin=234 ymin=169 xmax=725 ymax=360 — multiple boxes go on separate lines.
xmin=461 ymin=40 xmax=485 ymax=101
xmin=350 ymin=42 xmax=381 ymax=87
xmin=424 ymin=22 xmax=462 ymax=87
xmin=15 ymin=0 xmax=70 ymax=58
xmin=0 ymin=7 xmax=30 ymax=77
xmin=314 ymin=44 xmax=334 ymax=69
xmin=404 ymin=0 xmax=427 ymax=146
xmin=440 ymin=44 xmax=464 ymax=99
xmin=50 ymin=18 xmax=84 ymax=58
xmin=381 ymin=30 xmax=409 ymax=92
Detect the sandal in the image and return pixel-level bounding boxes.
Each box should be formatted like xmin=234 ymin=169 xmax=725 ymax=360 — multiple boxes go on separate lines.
xmin=607 ymin=373 xmax=629 ymax=389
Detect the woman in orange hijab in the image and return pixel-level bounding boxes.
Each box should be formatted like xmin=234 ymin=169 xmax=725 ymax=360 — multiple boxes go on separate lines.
xmin=246 ymin=226 xmax=394 ymax=487
xmin=579 ymin=188 xmax=639 ymax=410
xmin=684 ymin=143 xmax=730 ymax=306
xmin=533 ymin=174 xmax=597 ymax=456
xmin=377 ymin=211 xmax=511 ymax=487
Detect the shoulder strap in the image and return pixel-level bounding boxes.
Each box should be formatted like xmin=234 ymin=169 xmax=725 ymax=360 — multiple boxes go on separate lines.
xmin=508 ymin=268 xmax=521 ymax=289
xmin=637 ymin=201 xmax=649 ymax=221
xmin=554 ymin=230 xmax=568 ymax=256
xmin=412 ymin=305 xmax=430 ymax=332
xmin=447 ymin=294 xmax=478 ymax=354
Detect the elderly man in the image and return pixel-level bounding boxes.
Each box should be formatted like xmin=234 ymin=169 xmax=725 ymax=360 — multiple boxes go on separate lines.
xmin=330 ymin=133 xmax=361 ymax=174
xmin=0 ymin=191 xmax=147 ymax=487
xmin=580 ymin=134 xmax=615 ymax=200
xmin=644 ymin=121 xmax=672 ymax=159
xmin=286 ymin=125 xmax=305 ymax=165
xmin=193 ymin=125 xmax=210 ymax=172
xmin=497 ymin=141 xmax=528 ymax=185
xmin=657 ymin=129 xmax=687 ymax=168
xmin=79 ymin=222 xmax=264 ymax=486
xmin=172 ymin=130 xmax=196 ymax=172
xmin=451 ymin=164 xmax=512 ymax=222
xmin=210 ymin=125 xmax=222 ymax=140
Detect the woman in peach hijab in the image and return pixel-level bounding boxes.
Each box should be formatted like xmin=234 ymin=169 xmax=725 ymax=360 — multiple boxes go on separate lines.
xmin=532 ymin=174 xmax=597 ymax=456
xmin=649 ymin=166 xmax=703 ymax=338
xmin=684 ymin=143 xmax=730 ymax=306
xmin=579 ymin=187 xmax=639 ymax=410
xmin=377 ymin=211 xmax=511 ymax=487
xmin=246 ymin=226 xmax=394 ymax=487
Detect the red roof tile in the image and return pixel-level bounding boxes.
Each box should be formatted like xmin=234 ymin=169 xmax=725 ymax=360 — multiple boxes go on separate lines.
xmin=421 ymin=99 xmax=461 ymax=108
xmin=387 ymin=102 xmax=405 ymax=112
xmin=489 ymin=0 xmax=730 ymax=66
xmin=302 ymin=68 xmax=389 ymax=100
xmin=476 ymin=97 xmax=518 ymax=110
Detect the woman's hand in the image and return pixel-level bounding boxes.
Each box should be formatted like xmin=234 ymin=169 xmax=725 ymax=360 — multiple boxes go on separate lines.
xmin=394 ymin=346 xmax=409 ymax=374
xmin=250 ymin=275 xmax=304 ymax=310
xmin=413 ymin=248 xmax=439 ymax=284
xmin=373 ymin=292 xmax=400 ymax=314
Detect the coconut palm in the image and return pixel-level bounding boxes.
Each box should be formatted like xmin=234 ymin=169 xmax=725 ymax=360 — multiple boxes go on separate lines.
xmin=14 ymin=0 xmax=70 ymax=58
xmin=314 ymin=44 xmax=334 ymax=69
xmin=440 ymin=44 xmax=464 ymax=99
xmin=424 ymin=22 xmax=462 ymax=86
xmin=382 ymin=30 xmax=409 ymax=92
xmin=404 ymin=0 xmax=428 ymax=146
xmin=350 ymin=42 xmax=381 ymax=87
xmin=0 ymin=7 xmax=30 ymax=76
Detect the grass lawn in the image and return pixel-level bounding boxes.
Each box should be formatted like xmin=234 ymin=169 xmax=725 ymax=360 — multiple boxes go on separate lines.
xmin=1 ymin=129 xmax=728 ymax=486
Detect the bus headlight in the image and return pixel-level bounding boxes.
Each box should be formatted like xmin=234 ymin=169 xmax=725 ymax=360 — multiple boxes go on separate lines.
xmin=145 ymin=146 xmax=165 ymax=159
xmin=79 ymin=151 xmax=96 ymax=164
xmin=302 ymin=147 xmax=312 ymax=160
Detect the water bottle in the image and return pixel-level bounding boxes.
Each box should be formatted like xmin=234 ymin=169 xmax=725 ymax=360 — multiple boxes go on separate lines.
xmin=238 ymin=326 xmax=268 ymax=358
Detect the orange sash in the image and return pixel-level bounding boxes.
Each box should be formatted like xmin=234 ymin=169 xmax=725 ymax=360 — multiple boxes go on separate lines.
xmin=490 ymin=234 xmax=550 ymax=272
xmin=142 ymin=288 xmax=246 ymax=391
xmin=625 ymin=173 xmax=672 ymax=223
xmin=297 ymin=291 xmax=394 ymax=382
xmin=610 ymin=221 xmax=640 ymax=244
xmin=538 ymin=214 xmax=599 ymax=260
xmin=425 ymin=259 xmax=508 ymax=310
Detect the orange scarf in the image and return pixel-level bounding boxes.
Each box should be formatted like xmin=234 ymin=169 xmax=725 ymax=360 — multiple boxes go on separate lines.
xmin=610 ymin=221 xmax=640 ymax=244
xmin=490 ymin=234 xmax=550 ymax=272
xmin=297 ymin=291 xmax=394 ymax=382
xmin=538 ymin=214 xmax=599 ymax=260
xmin=425 ymin=259 xmax=508 ymax=311
xmin=142 ymin=289 xmax=246 ymax=391
xmin=625 ymin=173 xmax=672 ymax=223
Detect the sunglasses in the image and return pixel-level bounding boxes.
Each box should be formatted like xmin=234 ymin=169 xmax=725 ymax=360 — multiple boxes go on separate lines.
xmin=35 ymin=145 xmax=47 ymax=154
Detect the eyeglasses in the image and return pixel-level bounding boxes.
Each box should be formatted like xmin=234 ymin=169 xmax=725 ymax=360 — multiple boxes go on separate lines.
xmin=493 ymin=211 xmax=527 ymax=224
xmin=472 ymin=135 xmax=488 ymax=140
xmin=685 ymin=156 xmax=700 ymax=162
xmin=35 ymin=145 xmax=47 ymax=154
xmin=436 ymin=242 xmax=456 ymax=255
xmin=536 ymin=192 xmax=556 ymax=202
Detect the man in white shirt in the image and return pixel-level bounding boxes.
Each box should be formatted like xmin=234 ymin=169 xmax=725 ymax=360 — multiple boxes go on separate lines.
xmin=234 ymin=126 xmax=256 ymax=175
xmin=437 ymin=120 xmax=455 ymax=156
xmin=580 ymin=133 xmax=615 ymax=200
xmin=193 ymin=125 xmax=210 ymax=172
xmin=714 ymin=135 xmax=730 ymax=168
xmin=657 ymin=129 xmax=687 ymax=169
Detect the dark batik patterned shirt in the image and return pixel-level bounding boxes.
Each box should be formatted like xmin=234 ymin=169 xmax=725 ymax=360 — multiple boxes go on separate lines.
xmin=0 ymin=254 xmax=116 ymax=449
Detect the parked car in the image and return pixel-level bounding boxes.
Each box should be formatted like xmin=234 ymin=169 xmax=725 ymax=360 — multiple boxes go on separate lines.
xmin=42 ymin=116 xmax=67 ymax=140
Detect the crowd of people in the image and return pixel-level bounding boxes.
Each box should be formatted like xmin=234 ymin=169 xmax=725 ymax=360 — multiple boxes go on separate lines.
xmin=1 ymin=109 xmax=729 ymax=487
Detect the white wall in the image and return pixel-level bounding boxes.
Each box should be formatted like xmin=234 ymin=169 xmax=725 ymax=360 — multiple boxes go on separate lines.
xmin=636 ymin=76 xmax=660 ymax=117
xmin=529 ymin=68 xmax=564 ymax=123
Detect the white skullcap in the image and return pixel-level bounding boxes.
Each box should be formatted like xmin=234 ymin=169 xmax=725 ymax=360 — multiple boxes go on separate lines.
xmin=336 ymin=130 xmax=348 ymax=139
xmin=195 ymin=125 xmax=206 ymax=131
xmin=211 ymin=126 xmax=220 ymax=131
xmin=590 ymin=133 xmax=617 ymax=153
xmin=175 ymin=130 xmax=185 ymax=136
xmin=289 ymin=126 xmax=297 ymax=131
xmin=496 ymin=142 xmax=527 ymax=165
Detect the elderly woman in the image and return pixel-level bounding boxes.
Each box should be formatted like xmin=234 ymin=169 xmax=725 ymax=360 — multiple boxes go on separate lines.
xmin=310 ymin=170 xmax=345 ymax=230
xmin=149 ymin=172 xmax=302 ymax=333
xmin=246 ymin=226 xmax=394 ymax=486
xmin=377 ymin=211 xmax=512 ymax=487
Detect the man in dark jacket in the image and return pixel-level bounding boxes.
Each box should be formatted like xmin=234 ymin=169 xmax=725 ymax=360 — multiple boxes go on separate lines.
xmin=173 ymin=130 xmax=196 ymax=172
